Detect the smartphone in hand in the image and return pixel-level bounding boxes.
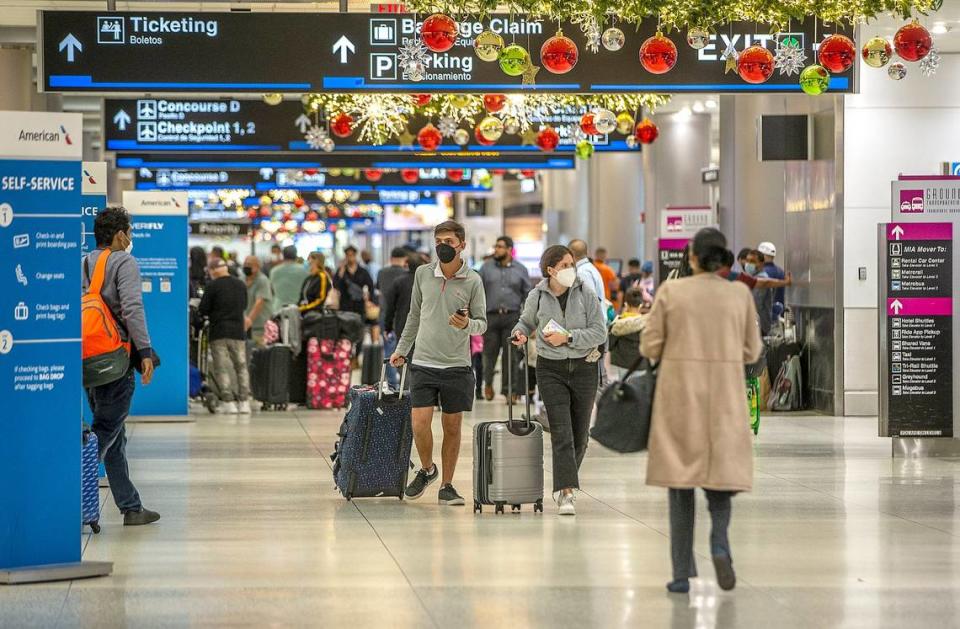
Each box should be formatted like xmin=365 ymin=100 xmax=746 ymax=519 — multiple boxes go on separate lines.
xmin=457 ymin=307 xmax=469 ymax=317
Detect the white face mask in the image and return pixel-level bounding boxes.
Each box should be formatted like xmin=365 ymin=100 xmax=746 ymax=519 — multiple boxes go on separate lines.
xmin=123 ymin=233 xmax=133 ymax=255
xmin=554 ymin=267 xmax=577 ymax=288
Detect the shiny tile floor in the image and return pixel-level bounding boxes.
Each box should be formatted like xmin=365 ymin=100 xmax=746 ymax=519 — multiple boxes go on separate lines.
xmin=3 ymin=403 xmax=960 ymax=628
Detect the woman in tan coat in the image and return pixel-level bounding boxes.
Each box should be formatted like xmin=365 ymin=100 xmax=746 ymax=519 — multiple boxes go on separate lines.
xmin=640 ymin=228 xmax=763 ymax=594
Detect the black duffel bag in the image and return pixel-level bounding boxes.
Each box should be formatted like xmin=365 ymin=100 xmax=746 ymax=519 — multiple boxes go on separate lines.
xmin=302 ymin=309 xmax=340 ymax=341
xmin=335 ymin=310 xmax=364 ymax=346
xmin=590 ymin=357 xmax=656 ymax=453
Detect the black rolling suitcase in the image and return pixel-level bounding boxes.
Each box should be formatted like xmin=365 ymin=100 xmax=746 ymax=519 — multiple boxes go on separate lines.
xmin=360 ymin=342 xmax=384 ymax=385
xmin=289 ymin=344 xmax=308 ymax=406
xmin=250 ymin=344 xmax=292 ymax=410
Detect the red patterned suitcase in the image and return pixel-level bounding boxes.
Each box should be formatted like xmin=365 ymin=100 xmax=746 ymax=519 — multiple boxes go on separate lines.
xmin=306 ymin=337 xmax=353 ymax=409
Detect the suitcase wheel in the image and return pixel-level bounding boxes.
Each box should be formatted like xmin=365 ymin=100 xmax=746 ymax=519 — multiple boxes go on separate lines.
xmin=511 ymin=504 xmax=521 ymax=512
xmin=495 ymin=502 xmax=505 ymax=515
xmin=89 ymin=521 xmax=101 ymax=534
xmin=534 ymin=500 xmax=544 ymax=513
xmin=473 ymin=501 xmax=482 ymax=514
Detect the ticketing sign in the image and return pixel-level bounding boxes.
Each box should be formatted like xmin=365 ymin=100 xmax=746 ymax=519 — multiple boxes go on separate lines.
xmin=41 ymin=11 xmax=855 ymax=94
xmin=104 ymin=97 xmax=633 ymax=153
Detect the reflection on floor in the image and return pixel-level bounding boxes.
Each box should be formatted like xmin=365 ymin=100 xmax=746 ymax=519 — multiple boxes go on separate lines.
xmin=3 ymin=403 xmax=960 ymax=628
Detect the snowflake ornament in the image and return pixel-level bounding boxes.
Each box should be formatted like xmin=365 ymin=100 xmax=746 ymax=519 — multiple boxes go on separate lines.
xmin=920 ymin=47 xmax=941 ymax=77
xmin=305 ymin=125 xmax=328 ymax=150
xmin=572 ymin=14 xmax=601 ymax=53
xmin=438 ymin=116 xmax=459 ymax=138
xmin=398 ymin=38 xmax=430 ymax=81
xmin=774 ymin=36 xmax=806 ymax=76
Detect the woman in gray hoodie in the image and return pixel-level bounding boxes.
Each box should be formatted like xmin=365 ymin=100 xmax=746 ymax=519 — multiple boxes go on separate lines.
xmin=512 ymin=245 xmax=608 ymax=516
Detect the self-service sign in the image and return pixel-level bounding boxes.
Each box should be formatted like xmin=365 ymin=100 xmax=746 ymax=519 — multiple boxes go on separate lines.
xmin=40 ymin=11 xmax=855 ymax=94
xmin=880 ymin=222 xmax=954 ymax=437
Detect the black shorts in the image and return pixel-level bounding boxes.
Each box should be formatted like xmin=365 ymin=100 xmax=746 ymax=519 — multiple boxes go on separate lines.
xmin=409 ymin=365 xmax=475 ymax=414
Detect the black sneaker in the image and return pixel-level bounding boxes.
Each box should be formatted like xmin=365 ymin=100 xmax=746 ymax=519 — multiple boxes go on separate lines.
xmin=712 ymin=554 xmax=737 ymax=591
xmin=123 ymin=508 xmax=161 ymax=526
xmin=438 ymin=484 xmax=465 ymax=506
xmin=405 ymin=465 xmax=439 ymax=500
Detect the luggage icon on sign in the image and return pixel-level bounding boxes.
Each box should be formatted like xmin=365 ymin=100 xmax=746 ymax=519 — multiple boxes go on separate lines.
xmin=14 ymin=302 xmax=28 ymax=321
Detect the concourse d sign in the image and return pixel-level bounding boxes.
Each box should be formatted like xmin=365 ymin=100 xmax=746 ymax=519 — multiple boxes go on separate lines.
xmin=40 ymin=11 xmax=856 ymax=94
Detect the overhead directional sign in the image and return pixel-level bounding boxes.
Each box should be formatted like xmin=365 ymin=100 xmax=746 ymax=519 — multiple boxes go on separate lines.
xmin=41 ymin=11 xmax=856 ymax=94
xmin=103 ymin=97 xmax=636 ymax=153
xmin=134 ymin=167 xmax=486 ymax=191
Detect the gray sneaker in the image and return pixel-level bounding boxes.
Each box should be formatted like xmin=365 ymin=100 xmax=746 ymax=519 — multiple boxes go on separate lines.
xmin=123 ymin=508 xmax=161 ymax=526
xmin=405 ymin=465 xmax=439 ymax=500
xmin=438 ymin=484 xmax=465 ymax=506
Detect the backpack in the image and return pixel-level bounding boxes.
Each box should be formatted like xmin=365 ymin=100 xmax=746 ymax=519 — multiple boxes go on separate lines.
xmin=82 ymin=250 xmax=131 ymax=387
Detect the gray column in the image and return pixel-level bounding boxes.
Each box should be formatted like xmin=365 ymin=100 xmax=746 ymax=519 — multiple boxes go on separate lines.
xmin=0 ymin=47 xmax=33 ymax=111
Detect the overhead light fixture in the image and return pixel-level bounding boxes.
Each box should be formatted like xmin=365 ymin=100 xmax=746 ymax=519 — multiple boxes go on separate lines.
xmin=692 ymin=101 xmax=705 ymax=113
xmin=705 ymin=98 xmax=717 ymax=109
xmin=931 ymin=22 xmax=950 ymax=34
xmin=675 ymin=106 xmax=692 ymax=121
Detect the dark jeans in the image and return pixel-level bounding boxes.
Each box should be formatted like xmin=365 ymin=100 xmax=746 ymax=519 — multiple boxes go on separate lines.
xmin=483 ymin=311 xmax=521 ymax=395
xmin=472 ymin=353 xmax=483 ymax=395
xmin=668 ymin=488 xmax=734 ymax=580
xmin=536 ymin=357 xmax=598 ymax=492
xmin=86 ymin=368 xmax=142 ymax=513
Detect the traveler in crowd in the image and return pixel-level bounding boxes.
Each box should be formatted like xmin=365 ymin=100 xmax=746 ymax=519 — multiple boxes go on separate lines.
xmin=378 ymin=247 xmax=411 ymax=387
xmin=640 ymin=227 xmax=763 ymax=594
xmin=619 ymin=258 xmax=642 ymax=294
xmin=83 ymin=206 xmax=160 ymax=526
xmin=334 ymin=245 xmax=377 ymax=328
xmin=479 ymin=235 xmax=532 ymax=402
xmin=189 ymin=246 xmax=208 ymax=299
xmin=209 ymin=245 xmax=239 ymax=277
xmin=512 ymin=245 xmax=607 ymax=516
xmin=567 ymin=239 xmax=606 ymax=305
xmin=264 ymin=243 xmax=283 ymax=275
xmin=758 ymin=241 xmax=786 ymax=317
xmin=593 ymin=246 xmax=619 ymax=304
xmin=269 ymin=245 xmax=308 ymax=311
xmin=243 ymin=255 xmax=273 ymax=346
xmin=639 ymin=261 xmax=656 ymax=301
xmin=361 ymin=249 xmax=380 ymax=283
xmin=390 ymin=221 xmax=487 ymax=506
xmin=382 ymin=252 xmax=422 ymax=356
xmin=199 ymin=259 xmax=251 ymax=415
xmin=298 ymin=251 xmax=331 ymax=314
xmin=608 ymin=286 xmax=647 ymax=379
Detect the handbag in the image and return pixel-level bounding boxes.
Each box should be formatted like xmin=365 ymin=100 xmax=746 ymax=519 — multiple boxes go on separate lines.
xmin=324 ymin=287 xmax=340 ymax=310
xmin=590 ymin=356 xmax=657 ymax=453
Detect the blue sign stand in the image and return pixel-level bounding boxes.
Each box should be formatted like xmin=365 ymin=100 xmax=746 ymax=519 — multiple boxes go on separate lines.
xmin=122 ymin=191 xmax=190 ymax=419
xmin=0 ymin=111 xmax=111 ymax=584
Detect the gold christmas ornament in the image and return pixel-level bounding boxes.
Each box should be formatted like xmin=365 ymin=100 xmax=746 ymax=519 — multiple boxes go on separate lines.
xmin=862 ymin=36 xmax=893 ymax=69
xmin=263 ymin=93 xmax=283 ymax=106
xmin=474 ymin=30 xmax=505 ymax=62
xmin=477 ymin=116 xmax=505 ymax=142
xmin=615 ymin=112 xmax=635 ymax=135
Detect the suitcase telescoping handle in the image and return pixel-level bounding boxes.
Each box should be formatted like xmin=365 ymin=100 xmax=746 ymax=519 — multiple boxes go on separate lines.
xmin=378 ymin=358 xmax=408 ymax=401
xmin=507 ymin=341 xmax=533 ymax=431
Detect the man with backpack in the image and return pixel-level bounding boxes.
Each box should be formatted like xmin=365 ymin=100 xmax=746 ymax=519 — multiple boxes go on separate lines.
xmin=82 ymin=207 xmax=160 ymax=526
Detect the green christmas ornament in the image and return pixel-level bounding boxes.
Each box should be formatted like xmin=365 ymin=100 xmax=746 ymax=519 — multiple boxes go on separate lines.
xmin=575 ymin=140 xmax=595 ymax=159
xmin=498 ymin=44 xmax=531 ymax=77
xmin=799 ymin=64 xmax=830 ymax=95
xmin=478 ymin=172 xmax=494 ymax=188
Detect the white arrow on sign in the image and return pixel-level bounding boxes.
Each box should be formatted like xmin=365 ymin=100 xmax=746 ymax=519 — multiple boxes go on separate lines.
xmin=333 ymin=35 xmax=356 ymax=64
xmin=294 ymin=114 xmax=311 ymax=133
xmin=890 ymin=299 xmax=904 ymax=315
xmin=59 ymin=34 xmax=83 ymax=62
xmin=113 ymin=109 xmax=131 ymax=131
xmin=891 ymin=225 xmax=905 ymax=241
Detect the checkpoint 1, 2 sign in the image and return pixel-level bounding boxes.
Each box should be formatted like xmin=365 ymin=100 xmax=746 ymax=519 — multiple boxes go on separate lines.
xmin=40 ymin=12 xmax=856 ymax=94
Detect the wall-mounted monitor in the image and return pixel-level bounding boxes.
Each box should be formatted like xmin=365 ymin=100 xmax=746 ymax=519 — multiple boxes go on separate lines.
xmin=757 ymin=114 xmax=812 ymax=161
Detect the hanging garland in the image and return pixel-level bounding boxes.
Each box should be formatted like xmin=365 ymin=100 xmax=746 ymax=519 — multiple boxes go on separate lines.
xmin=402 ymin=0 xmax=942 ymax=32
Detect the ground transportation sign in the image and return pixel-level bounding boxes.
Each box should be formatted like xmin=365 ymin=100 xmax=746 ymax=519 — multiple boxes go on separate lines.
xmin=41 ymin=12 xmax=855 ymax=94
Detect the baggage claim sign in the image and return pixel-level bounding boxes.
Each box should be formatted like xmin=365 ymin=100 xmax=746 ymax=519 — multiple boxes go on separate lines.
xmin=40 ymin=11 xmax=855 ymax=94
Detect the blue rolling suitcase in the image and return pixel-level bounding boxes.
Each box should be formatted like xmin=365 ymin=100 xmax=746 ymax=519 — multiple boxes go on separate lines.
xmin=332 ymin=362 xmax=412 ymax=500
xmin=82 ymin=429 xmax=101 ymax=533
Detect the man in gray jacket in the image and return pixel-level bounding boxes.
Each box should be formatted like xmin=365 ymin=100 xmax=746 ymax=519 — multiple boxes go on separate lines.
xmin=82 ymin=207 xmax=160 ymax=526
xmin=390 ymin=221 xmax=487 ymax=506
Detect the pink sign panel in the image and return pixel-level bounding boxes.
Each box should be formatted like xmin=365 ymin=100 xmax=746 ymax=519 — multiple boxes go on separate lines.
xmin=887 ymin=222 xmax=953 ymax=241
xmin=898 ymin=189 xmax=925 ymax=213
xmin=887 ymin=298 xmax=953 ymax=317
xmin=658 ymin=238 xmax=689 ymax=251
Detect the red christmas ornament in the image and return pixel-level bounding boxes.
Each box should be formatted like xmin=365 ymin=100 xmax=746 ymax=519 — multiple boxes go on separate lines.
xmin=737 ymin=44 xmax=776 ymax=84
xmin=328 ymin=207 xmax=341 ymax=218
xmin=331 ymin=113 xmax=354 ymax=138
xmin=474 ymin=125 xmax=497 ymax=146
xmin=260 ymin=207 xmax=272 ymax=218
xmin=306 ymin=210 xmax=319 ymax=221
xmin=400 ymin=168 xmax=420 ymax=184
xmin=520 ymin=169 xmax=535 ymax=178
xmin=417 ymin=124 xmax=443 ymax=151
xmin=412 ymin=94 xmax=432 ymax=107
xmin=635 ymin=118 xmax=659 ymax=144
xmin=492 ymin=169 xmax=506 ymax=175
xmin=304 ymin=168 xmax=318 ymax=176
xmin=540 ymin=32 xmax=579 ymax=74
xmin=247 ymin=208 xmax=258 ymax=220
xmin=483 ymin=94 xmax=507 ymax=112
xmin=420 ymin=13 xmax=458 ymax=53
xmin=639 ymin=33 xmax=678 ymax=74
xmin=364 ymin=168 xmax=383 ymax=182
xmin=579 ymin=112 xmax=599 ymax=136
xmin=447 ymin=168 xmax=464 ymax=182
xmin=817 ymin=34 xmax=857 ymax=73
xmin=294 ymin=197 xmax=305 ymax=208
xmin=536 ymin=127 xmax=560 ymax=152
xmin=282 ymin=210 xmax=293 ymax=221
xmin=894 ymin=20 xmax=933 ymax=62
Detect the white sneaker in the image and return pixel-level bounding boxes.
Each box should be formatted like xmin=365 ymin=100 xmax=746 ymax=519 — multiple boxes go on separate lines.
xmin=558 ymin=492 xmax=576 ymax=516
xmin=219 ymin=401 xmax=239 ymax=414
xmin=237 ymin=400 xmax=252 ymax=414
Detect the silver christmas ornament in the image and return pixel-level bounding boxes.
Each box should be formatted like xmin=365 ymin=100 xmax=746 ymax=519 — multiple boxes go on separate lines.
xmin=453 ymin=128 xmax=470 ymax=146
xmin=504 ymin=117 xmax=521 ymax=135
xmin=321 ymin=137 xmax=336 ymax=152
xmin=888 ymin=61 xmax=907 ymax=80
xmin=686 ymin=27 xmax=710 ymax=50
xmin=593 ymin=109 xmax=617 ymax=134
xmin=625 ymin=135 xmax=638 ymax=149
xmin=601 ymin=27 xmax=625 ymax=51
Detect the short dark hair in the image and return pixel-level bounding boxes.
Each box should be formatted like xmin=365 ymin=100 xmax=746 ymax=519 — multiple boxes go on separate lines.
xmin=390 ymin=247 xmax=408 ymax=259
xmin=628 ymin=258 xmax=641 ymax=268
xmin=344 ymin=245 xmax=358 ymax=255
xmin=496 ymin=235 xmax=514 ymax=249
xmin=282 ymin=245 xmax=298 ymax=261
xmin=737 ymin=247 xmax=752 ymax=262
xmin=540 ymin=244 xmax=572 ymax=277
xmin=434 ymin=220 xmax=466 ymax=243
xmin=93 ymin=206 xmax=131 ymax=247
xmin=721 ymin=249 xmax=735 ymax=268
xmin=271 ymin=244 xmax=282 ymax=252
xmin=211 ymin=245 xmax=225 ymax=258
xmin=691 ymin=228 xmax=728 ymax=273
xmin=624 ymin=287 xmax=645 ymax=308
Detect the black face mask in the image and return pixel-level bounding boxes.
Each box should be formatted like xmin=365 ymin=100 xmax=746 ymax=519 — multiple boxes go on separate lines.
xmin=242 ymin=266 xmax=254 ymax=277
xmin=436 ymin=243 xmax=458 ymax=264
